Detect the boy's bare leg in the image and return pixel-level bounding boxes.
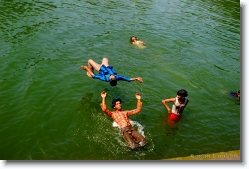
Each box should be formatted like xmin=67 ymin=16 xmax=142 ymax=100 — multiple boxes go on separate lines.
xmin=101 ymin=57 xmax=109 ymax=67
xmin=81 ymin=58 xmax=109 ymax=77
xmin=131 ymin=130 xmax=146 ymax=147
xmin=82 ymin=59 xmax=101 ymax=77
xmin=81 ymin=66 xmax=93 ymax=78
xmin=123 ymin=131 xmax=136 ymax=149
xmin=88 ymin=59 xmax=101 ymax=71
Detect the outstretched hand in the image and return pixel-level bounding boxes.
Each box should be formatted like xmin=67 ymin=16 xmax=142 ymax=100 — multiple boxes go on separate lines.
xmin=135 ymin=93 xmax=141 ymax=100
xmin=101 ymin=91 xmax=106 ymax=98
xmin=136 ymin=77 xmax=143 ymax=83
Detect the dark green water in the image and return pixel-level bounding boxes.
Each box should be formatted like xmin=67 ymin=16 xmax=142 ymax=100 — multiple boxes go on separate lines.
xmin=0 ymin=0 xmax=240 ymax=160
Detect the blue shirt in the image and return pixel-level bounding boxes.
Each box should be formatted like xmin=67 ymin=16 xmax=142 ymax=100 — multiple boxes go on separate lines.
xmin=92 ymin=65 xmax=130 ymax=82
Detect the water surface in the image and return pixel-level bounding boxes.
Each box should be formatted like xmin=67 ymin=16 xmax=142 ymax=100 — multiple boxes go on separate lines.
xmin=0 ymin=0 xmax=240 ymax=160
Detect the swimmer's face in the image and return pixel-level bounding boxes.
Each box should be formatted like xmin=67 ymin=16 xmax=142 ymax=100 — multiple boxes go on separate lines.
xmin=177 ymin=95 xmax=185 ymax=101
xmin=110 ymin=75 xmax=116 ymax=80
xmin=114 ymin=101 xmax=122 ymax=110
xmin=131 ymin=37 xmax=137 ymax=42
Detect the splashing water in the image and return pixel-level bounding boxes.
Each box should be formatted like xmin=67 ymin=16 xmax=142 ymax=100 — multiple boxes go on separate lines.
xmin=112 ymin=120 xmax=145 ymax=137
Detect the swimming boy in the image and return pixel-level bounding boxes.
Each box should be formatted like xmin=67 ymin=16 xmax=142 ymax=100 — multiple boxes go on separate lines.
xmin=81 ymin=58 xmax=143 ymax=86
xmin=230 ymin=90 xmax=240 ymax=100
xmin=161 ymin=89 xmax=189 ymax=121
xmin=100 ymin=91 xmax=147 ymax=149
xmin=130 ymin=36 xmax=146 ymax=46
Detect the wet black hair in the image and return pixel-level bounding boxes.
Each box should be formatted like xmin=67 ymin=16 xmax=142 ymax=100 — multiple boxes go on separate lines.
xmin=177 ymin=89 xmax=188 ymax=97
xmin=130 ymin=36 xmax=137 ymax=43
xmin=112 ymin=98 xmax=122 ymax=109
xmin=109 ymin=79 xmax=117 ymax=86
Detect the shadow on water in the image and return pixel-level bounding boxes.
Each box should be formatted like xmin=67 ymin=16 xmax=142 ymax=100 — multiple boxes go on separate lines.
xmin=78 ymin=92 xmax=95 ymax=112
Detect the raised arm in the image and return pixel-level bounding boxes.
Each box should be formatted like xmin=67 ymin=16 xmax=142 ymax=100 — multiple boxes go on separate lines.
xmin=161 ymin=97 xmax=176 ymax=114
xmin=127 ymin=93 xmax=142 ymax=116
xmin=100 ymin=91 xmax=112 ymax=117
xmin=115 ymin=75 xmax=143 ymax=83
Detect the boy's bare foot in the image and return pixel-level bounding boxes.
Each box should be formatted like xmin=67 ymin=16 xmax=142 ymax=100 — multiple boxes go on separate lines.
xmin=81 ymin=65 xmax=87 ymax=70
xmin=81 ymin=65 xmax=93 ymax=77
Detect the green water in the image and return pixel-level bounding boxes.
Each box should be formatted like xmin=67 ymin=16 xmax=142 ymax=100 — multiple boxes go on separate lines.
xmin=0 ymin=0 xmax=240 ymax=160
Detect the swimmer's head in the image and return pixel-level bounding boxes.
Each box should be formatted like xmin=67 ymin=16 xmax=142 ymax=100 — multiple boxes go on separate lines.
xmin=109 ymin=79 xmax=117 ymax=86
xmin=109 ymin=75 xmax=117 ymax=86
xmin=177 ymin=89 xmax=188 ymax=97
xmin=112 ymin=98 xmax=122 ymax=110
xmin=130 ymin=36 xmax=137 ymax=43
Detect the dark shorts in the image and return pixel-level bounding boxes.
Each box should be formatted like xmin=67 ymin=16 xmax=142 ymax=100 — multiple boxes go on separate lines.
xmin=121 ymin=126 xmax=135 ymax=135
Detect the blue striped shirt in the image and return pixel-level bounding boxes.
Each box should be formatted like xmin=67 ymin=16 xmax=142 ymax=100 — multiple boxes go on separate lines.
xmin=92 ymin=65 xmax=130 ymax=82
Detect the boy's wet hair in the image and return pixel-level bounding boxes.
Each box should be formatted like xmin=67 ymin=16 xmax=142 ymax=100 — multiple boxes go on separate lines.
xmin=110 ymin=79 xmax=117 ymax=86
xmin=177 ymin=89 xmax=188 ymax=97
xmin=130 ymin=36 xmax=137 ymax=43
xmin=112 ymin=98 xmax=122 ymax=109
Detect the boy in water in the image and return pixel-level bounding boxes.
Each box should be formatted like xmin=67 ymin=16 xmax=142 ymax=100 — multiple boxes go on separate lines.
xmin=81 ymin=58 xmax=143 ymax=86
xmin=230 ymin=90 xmax=240 ymax=100
xmin=130 ymin=36 xmax=146 ymax=46
xmin=100 ymin=91 xmax=147 ymax=149
xmin=161 ymin=89 xmax=189 ymax=122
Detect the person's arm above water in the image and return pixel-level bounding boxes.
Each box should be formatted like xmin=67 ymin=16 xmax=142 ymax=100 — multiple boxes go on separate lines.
xmin=127 ymin=93 xmax=142 ymax=116
xmin=100 ymin=91 xmax=112 ymax=117
xmin=130 ymin=77 xmax=143 ymax=83
xmin=161 ymin=98 xmax=176 ymax=114
xmin=116 ymin=75 xmax=143 ymax=83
